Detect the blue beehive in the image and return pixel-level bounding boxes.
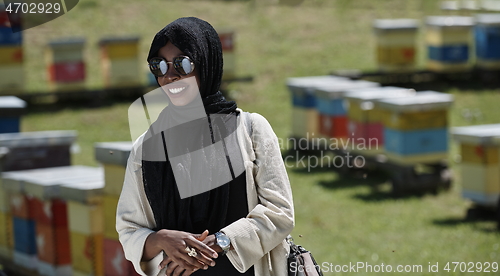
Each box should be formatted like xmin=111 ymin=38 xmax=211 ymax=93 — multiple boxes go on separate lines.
xmin=425 ymin=16 xmax=474 ymax=72
xmin=13 ymin=217 xmax=36 ymax=254
xmin=375 ymin=91 xmax=454 ymax=164
xmin=0 ymin=96 xmax=26 ymax=133
xmin=475 ymin=13 xmax=500 ymax=69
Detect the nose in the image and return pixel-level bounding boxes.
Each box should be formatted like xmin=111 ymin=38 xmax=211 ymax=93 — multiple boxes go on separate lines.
xmin=159 ymin=66 xmax=180 ymax=85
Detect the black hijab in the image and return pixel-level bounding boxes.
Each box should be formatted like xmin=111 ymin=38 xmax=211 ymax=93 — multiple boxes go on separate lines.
xmin=142 ymin=17 xmax=241 ymax=233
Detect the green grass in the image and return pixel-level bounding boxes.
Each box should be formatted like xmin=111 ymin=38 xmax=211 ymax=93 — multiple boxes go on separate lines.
xmin=19 ymin=0 xmax=500 ymax=275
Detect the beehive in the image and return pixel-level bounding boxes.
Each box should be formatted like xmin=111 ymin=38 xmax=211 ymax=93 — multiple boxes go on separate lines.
xmin=3 ymin=166 xmax=104 ymax=275
xmin=452 ymin=124 xmax=500 ymax=207
xmin=99 ymin=37 xmax=141 ymax=88
xmin=59 ymin=169 xmax=105 ymax=276
xmin=0 ymin=130 xmax=76 ymax=171
xmin=0 ymin=96 xmax=26 ymax=134
xmin=373 ymin=19 xmax=419 ymax=72
xmin=474 ymin=13 xmax=500 ymax=69
xmin=376 ymin=91 xmax=453 ymax=164
xmin=425 ymin=16 xmax=474 ymax=72
xmin=343 ymin=87 xmax=415 ymax=154
xmin=286 ymin=76 xmax=350 ymax=140
xmin=314 ymin=80 xmax=380 ymax=140
xmin=46 ymin=38 xmax=86 ymax=91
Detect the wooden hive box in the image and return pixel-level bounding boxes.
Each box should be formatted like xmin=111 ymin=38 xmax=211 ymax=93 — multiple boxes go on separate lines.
xmin=373 ymin=19 xmax=419 ymax=72
xmin=376 ymin=91 xmax=453 ymax=164
xmin=0 ymin=130 xmax=76 ymax=171
xmin=344 ymin=87 xmax=415 ymax=154
xmin=46 ymin=38 xmax=86 ymax=91
xmin=452 ymin=124 xmax=500 ymax=207
xmin=314 ymin=80 xmax=380 ymax=140
xmin=425 ymin=16 xmax=474 ymax=72
xmin=474 ymin=13 xmax=500 ymax=70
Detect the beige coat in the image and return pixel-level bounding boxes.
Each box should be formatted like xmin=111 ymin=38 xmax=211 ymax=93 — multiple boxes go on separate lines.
xmin=116 ymin=109 xmax=295 ymax=276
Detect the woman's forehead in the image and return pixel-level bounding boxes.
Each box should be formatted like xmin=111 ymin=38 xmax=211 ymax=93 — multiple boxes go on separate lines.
xmin=158 ymin=42 xmax=185 ymax=60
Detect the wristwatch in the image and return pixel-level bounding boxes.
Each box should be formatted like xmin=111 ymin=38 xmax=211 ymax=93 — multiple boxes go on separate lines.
xmin=214 ymin=231 xmax=231 ymax=255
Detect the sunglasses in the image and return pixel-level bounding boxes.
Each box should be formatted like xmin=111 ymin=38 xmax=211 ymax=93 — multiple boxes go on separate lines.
xmin=148 ymin=56 xmax=195 ymax=77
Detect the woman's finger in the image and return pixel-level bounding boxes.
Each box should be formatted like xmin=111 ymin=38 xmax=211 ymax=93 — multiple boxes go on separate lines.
xmin=194 ymin=230 xmax=209 ymax=241
xmin=185 ymin=236 xmax=218 ymax=259
xmin=189 ymin=250 xmax=216 ymax=268
xmin=172 ymin=265 xmax=188 ymax=276
xmin=158 ymin=255 xmax=173 ymax=271
xmin=175 ymin=249 xmax=209 ymax=270
xmin=165 ymin=260 xmax=179 ymax=276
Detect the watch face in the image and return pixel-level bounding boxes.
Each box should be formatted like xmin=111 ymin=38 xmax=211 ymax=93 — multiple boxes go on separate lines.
xmin=217 ymin=235 xmax=231 ymax=248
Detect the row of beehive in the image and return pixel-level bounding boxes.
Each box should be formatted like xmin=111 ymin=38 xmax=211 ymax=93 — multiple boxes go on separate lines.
xmin=0 ymin=32 xmax=236 ymax=94
xmin=287 ymin=75 xmax=454 ymax=165
xmin=288 ymin=75 xmax=500 ymax=209
xmin=0 ymin=131 xmax=138 ymax=276
xmin=0 ymin=3 xmax=237 ymax=94
xmin=373 ymin=14 xmax=500 ymax=72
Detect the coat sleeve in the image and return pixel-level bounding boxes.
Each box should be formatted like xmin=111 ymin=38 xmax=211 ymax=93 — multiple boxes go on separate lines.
xmin=116 ymin=136 xmax=162 ymax=276
xmin=222 ymin=113 xmax=295 ymax=273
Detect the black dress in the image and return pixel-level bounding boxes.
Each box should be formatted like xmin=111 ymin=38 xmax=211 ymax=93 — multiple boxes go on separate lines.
xmin=192 ymin=171 xmax=255 ymax=275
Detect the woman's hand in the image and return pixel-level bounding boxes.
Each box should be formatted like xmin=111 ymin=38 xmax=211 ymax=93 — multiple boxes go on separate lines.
xmin=146 ymin=229 xmax=218 ymax=275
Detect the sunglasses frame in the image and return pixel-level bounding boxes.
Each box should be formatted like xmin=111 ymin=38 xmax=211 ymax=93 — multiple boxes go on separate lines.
xmin=148 ymin=56 xmax=195 ymax=77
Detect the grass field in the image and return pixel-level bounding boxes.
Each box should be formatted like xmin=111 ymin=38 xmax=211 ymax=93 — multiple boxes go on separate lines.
xmin=19 ymin=0 xmax=500 ymax=275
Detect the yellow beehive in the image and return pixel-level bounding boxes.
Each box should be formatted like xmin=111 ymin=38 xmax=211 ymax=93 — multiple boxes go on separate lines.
xmin=69 ymin=231 xmax=104 ymax=276
xmin=99 ymin=37 xmax=140 ymax=88
xmin=373 ymin=19 xmax=419 ymax=72
xmin=102 ymin=195 xmax=119 ymax=241
xmin=452 ymin=124 xmax=500 ymax=207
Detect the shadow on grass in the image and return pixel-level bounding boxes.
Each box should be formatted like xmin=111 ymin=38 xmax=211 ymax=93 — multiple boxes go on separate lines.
xmin=352 ymin=189 xmax=429 ymax=202
xmin=432 ymin=208 xmax=499 ymax=233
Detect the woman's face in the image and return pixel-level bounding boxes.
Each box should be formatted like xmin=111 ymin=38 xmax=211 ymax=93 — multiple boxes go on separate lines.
xmin=157 ymin=42 xmax=201 ymax=106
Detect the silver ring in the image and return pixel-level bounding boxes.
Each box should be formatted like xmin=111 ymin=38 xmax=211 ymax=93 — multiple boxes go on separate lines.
xmin=185 ymin=246 xmax=197 ymax=257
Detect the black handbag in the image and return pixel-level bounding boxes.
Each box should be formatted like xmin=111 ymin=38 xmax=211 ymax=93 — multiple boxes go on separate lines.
xmin=287 ymin=235 xmax=323 ymax=276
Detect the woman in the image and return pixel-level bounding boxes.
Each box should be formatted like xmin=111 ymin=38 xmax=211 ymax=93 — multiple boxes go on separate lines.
xmin=116 ymin=17 xmax=294 ymax=276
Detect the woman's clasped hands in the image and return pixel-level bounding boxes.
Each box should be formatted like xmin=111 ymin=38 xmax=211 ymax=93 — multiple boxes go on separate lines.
xmin=153 ymin=229 xmax=219 ymax=276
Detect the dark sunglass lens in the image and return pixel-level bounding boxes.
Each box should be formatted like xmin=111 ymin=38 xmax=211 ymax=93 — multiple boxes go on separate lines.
xmin=173 ymin=57 xmax=193 ymax=75
xmin=149 ymin=58 xmax=168 ymax=76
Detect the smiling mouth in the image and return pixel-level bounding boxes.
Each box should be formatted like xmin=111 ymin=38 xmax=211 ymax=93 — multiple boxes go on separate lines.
xmin=169 ymin=87 xmax=186 ymax=94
